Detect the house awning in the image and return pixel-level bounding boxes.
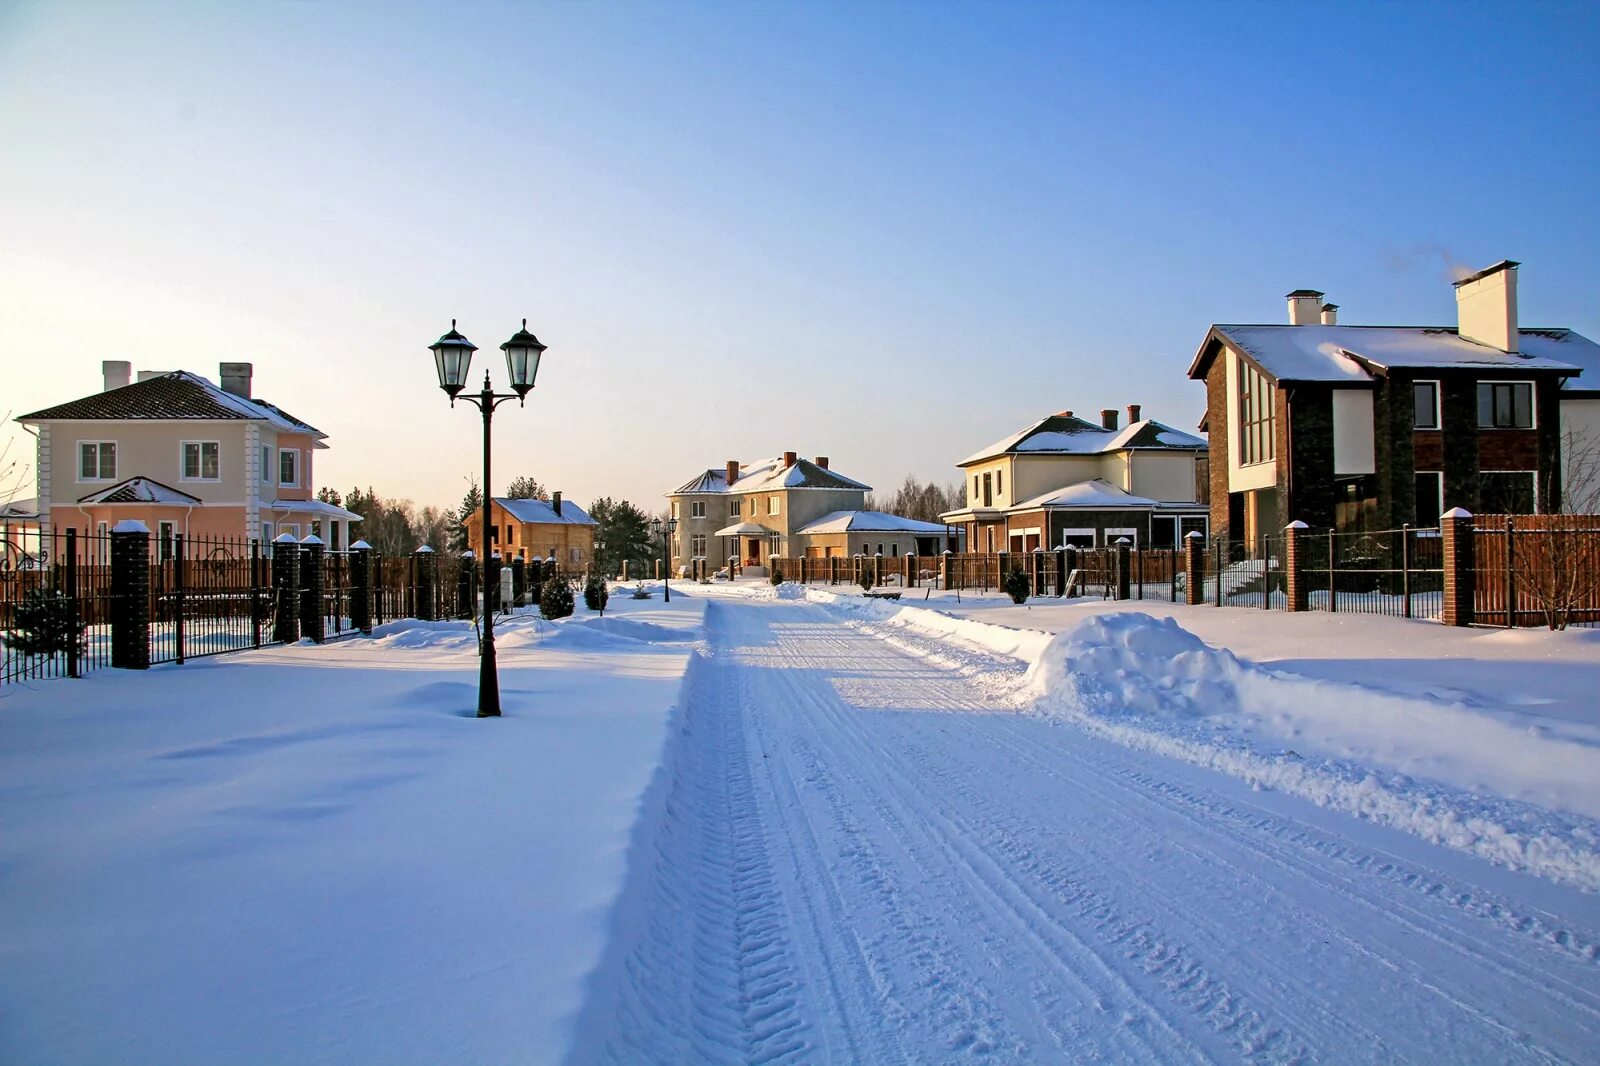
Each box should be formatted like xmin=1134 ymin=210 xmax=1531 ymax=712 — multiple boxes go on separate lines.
xmin=265 ymin=498 xmax=364 ymax=522
xmin=713 ymin=521 xmax=778 ymax=537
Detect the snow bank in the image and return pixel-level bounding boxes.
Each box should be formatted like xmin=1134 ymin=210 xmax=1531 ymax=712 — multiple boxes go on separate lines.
xmin=1025 ymin=614 xmax=1600 ymax=890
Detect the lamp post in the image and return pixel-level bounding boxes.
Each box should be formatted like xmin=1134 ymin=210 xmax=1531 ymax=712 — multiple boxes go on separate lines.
xmin=650 ymin=515 xmax=678 ymax=602
xmin=429 ymin=318 xmax=548 ymax=718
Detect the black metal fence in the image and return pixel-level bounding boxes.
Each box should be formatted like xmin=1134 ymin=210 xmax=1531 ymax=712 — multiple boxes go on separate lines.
xmin=0 ymin=528 xmax=115 ymax=684
xmin=149 ymin=534 xmax=277 ymax=665
xmin=1299 ymin=526 xmax=1445 ymax=620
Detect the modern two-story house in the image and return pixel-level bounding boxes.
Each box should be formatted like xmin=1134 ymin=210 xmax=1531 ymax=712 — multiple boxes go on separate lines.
xmin=939 ymin=404 xmax=1210 ymax=552
xmin=465 ymin=492 xmax=598 ymax=567
xmin=16 ymin=361 xmax=362 ymax=550
xmin=1187 ymin=261 xmax=1598 ymax=550
xmin=667 ymin=452 xmax=948 ymax=572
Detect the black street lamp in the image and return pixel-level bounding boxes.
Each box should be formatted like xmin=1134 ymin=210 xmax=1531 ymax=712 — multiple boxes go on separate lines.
xmin=650 ymin=515 xmax=678 ymax=602
xmin=429 ymin=318 xmax=548 ymax=718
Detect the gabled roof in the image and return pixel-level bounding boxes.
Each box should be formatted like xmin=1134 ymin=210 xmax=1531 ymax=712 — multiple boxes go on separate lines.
xmin=1187 ymin=325 xmax=1593 ymax=384
xmin=960 ymin=414 xmax=1206 ymax=466
xmin=1 ymin=498 xmax=40 ymax=520
xmin=1015 ymin=479 xmax=1164 ymax=510
xmin=796 ymin=510 xmax=950 ymax=535
xmin=493 ymin=496 xmax=597 ymax=526
xmin=77 ymin=477 xmax=202 ymax=505
xmin=672 ymin=456 xmax=871 ymax=496
xmin=17 ymin=371 xmax=328 ymax=439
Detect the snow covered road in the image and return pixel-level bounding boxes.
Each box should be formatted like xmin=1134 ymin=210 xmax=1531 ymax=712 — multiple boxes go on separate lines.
xmin=574 ymin=598 xmax=1600 ymax=1063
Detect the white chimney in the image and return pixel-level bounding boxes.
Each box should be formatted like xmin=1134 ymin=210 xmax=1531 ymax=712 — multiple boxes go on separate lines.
xmin=1286 ymin=289 xmax=1324 ymax=325
xmin=220 ymin=362 xmax=254 ymax=399
xmin=1454 ymin=260 xmax=1519 ymax=353
xmin=102 ymin=360 xmax=131 ymax=392
xmin=1320 ymin=303 xmax=1338 ymax=325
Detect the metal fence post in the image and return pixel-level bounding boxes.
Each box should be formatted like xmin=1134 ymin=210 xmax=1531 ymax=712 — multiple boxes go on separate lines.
xmin=1213 ymin=541 xmax=1223 ymax=606
xmin=1400 ymin=524 xmax=1413 ymax=619
xmin=250 ymin=539 xmax=263 ymax=649
xmin=1327 ymin=528 xmax=1338 ymax=613
xmin=173 ymin=533 xmax=186 ymax=664
xmin=1504 ymin=514 xmax=1516 ymax=628
xmin=64 ymin=528 xmax=80 ymax=678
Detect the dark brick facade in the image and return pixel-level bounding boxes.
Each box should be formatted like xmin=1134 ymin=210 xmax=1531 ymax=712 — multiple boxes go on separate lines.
xmin=1282 ymin=385 xmax=1334 ymax=533
xmin=1206 ymin=358 xmax=1231 ymax=543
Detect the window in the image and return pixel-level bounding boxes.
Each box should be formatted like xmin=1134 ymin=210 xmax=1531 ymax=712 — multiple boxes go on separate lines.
xmin=281 ymin=523 xmax=300 ymax=541
xmin=672 ymin=502 xmax=680 ymax=519
xmin=997 ymin=470 xmax=1003 ymax=496
xmin=1413 ymin=381 xmax=1440 ymax=430
xmin=181 ymin=441 xmax=220 ymax=481
xmin=78 ymin=441 xmax=116 ymax=481
xmin=1104 ymin=527 xmax=1138 ymax=549
xmin=570 ymin=546 xmax=582 ymax=563
xmin=768 ymin=496 xmax=780 ymax=516
xmin=157 ymin=521 xmax=176 ymax=561
xmin=1413 ymin=472 xmax=1443 ymax=522
xmin=691 ymin=501 xmax=706 ymax=518
xmin=982 ymin=473 xmax=992 ymax=507
xmin=730 ymin=500 xmax=742 ymax=518
xmin=1478 ymin=381 xmax=1534 ymax=429
xmin=1480 ymin=471 xmax=1537 ymax=514
xmin=279 ymin=448 xmax=300 ymax=486
xmin=506 ymin=524 xmax=515 ymax=544
xmin=973 ymin=475 xmax=979 ymax=500
xmin=261 ymin=521 xmax=274 ymax=545
xmin=261 ymin=445 xmax=271 ymax=483
xmin=1238 ymin=360 xmax=1276 ymax=465
xmin=691 ymin=533 xmax=707 ymax=556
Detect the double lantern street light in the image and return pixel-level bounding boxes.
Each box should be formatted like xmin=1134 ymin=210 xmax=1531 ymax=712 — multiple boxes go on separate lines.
xmin=429 ymin=319 xmax=548 ymax=719
xmin=650 ymin=515 xmax=678 ymax=602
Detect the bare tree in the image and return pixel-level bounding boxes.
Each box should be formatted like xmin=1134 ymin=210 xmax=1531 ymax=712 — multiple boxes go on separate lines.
xmin=1510 ymin=516 xmax=1600 ymax=630
xmin=1559 ymin=423 xmax=1600 ymax=514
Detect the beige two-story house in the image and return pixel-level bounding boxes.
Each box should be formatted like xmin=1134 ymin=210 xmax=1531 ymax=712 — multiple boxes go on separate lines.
xmin=16 ymin=361 xmax=362 ymax=551
xmin=667 ymin=452 xmax=949 ymax=572
xmin=941 ymin=404 xmax=1209 ymax=553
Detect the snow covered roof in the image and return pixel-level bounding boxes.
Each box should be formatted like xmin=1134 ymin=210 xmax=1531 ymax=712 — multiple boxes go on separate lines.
xmin=672 ymin=456 xmax=871 ymax=495
xmin=961 ymin=414 xmax=1206 ymax=466
xmin=1189 ymin=325 xmax=1593 ymax=384
xmin=77 ymin=477 xmax=202 ymax=506
xmin=493 ymin=496 xmax=597 ymax=526
xmin=17 ymin=371 xmax=329 ymax=440
xmin=265 ymin=498 xmax=365 ymax=522
xmin=796 ymin=510 xmax=950 ymax=535
xmin=713 ymin=521 xmax=778 ymax=537
xmin=1015 ymin=479 xmax=1164 ymax=510
xmin=0 ymin=498 xmax=39 ymax=520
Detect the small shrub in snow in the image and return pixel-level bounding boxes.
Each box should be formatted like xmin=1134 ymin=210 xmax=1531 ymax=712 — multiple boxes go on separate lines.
xmin=583 ymin=575 xmax=609 ymax=614
xmin=857 ymin=563 xmax=874 ymax=592
xmin=540 ymin=575 xmax=575 ymax=620
xmin=629 ymin=581 xmax=652 ymax=600
xmin=769 ymin=568 xmax=784 ymax=587
xmin=1003 ymin=568 xmax=1030 ymax=604
xmin=5 ymin=588 xmax=86 ymax=658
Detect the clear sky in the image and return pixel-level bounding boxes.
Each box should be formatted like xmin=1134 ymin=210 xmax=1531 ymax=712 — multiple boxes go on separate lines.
xmin=4 ymin=1 xmax=1598 ymax=512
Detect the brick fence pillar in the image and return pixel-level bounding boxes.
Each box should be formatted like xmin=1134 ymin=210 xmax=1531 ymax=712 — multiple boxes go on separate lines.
xmin=272 ymin=533 xmax=300 ymax=643
xmin=1114 ymin=538 xmax=1132 ymax=601
xmin=1183 ymin=530 xmax=1206 ymax=606
xmin=1441 ymin=507 xmax=1476 ymax=627
xmin=109 ymin=520 xmax=151 ymax=669
xmin=940 ymin=549 xmax=953 ymax=591
xmin=300 ymin=536 xmax=325 ymax=643
xmin=510 ymin=556 xmax=526 ymax=606
xmin=1284 ymin=521 xmax=1308 ymax=612
xmin=413 ymin=545 xmax=436 ymax=621
xmin=350 ymin=541 xmax=373 ymax=634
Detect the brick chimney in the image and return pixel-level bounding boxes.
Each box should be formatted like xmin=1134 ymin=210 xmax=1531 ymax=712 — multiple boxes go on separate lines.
xmin=551 ymin=491 xmax=562 ymax=516
xmin=220 ymin=362 xmax=253 ymax=399
xmin=1100 ymin=409 xmax=1118 ymax=430
xmin=1320 ymin=303 xmax=1339 ymax=325
xmin=1126 ymin=403 xmax=1141 ymax=425
xmin=1286 ymin=289 xmax=1324 ymax=326
xmin=1454 ymin=260 xmax=1519 ymax=353
xmin=783 ymin=450 xmax=797 ymax=467
xmin=1059 ymin=410 xmax=1074 ymax=418
xmin=814 ymin=456 xmax=829 ymax=469
xmin=102 ymin=360 xmax=131 ymax=392
xmin=726 ymin=459 xmax=740 ymax=486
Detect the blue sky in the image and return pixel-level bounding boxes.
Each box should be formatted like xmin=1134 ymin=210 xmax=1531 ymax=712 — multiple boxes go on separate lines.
xmin=3 ymin=1 xmax=1598 ymax=511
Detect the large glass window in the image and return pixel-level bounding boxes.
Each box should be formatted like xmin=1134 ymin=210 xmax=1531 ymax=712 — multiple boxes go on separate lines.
xmin=182 ymin=441 xmax=220 ymax=480
xmin=1238 ymin=361 xmax=1276 ymax=465
xmin=1413 ymin=381 xmax=1440 ymax=430
xmin=1477 ymin=382 xmax=1533 ymax=429
xmin=1480 ymin=471 xmax=1537 ymax=514
xmin=278 ymin=448 xmax=300 ymax=486
xmin=78 ymin=441 xmax=116 ymax=481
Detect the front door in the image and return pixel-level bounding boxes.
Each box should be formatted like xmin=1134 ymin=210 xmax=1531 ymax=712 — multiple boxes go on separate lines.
xmin=746 ymin=537 xmax=762 ymax=565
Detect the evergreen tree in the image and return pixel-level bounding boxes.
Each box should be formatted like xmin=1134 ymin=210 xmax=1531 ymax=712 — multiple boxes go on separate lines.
xmin=540 ymin=574 xmax=574 ymax=619
xmin=590 ymin=497 xmax=655 ymax=576
xmin=453 ymin=478 xmax=483 ymax=552
xmin=505 ymin=476 xmax=547 ymax=500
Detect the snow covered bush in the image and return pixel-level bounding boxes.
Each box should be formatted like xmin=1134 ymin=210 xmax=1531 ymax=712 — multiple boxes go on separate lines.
xmin=5 ymin=588 xmax=85 ymax=658
xmin=1003 ymin=567 xmax=1030 ymax=604
xmin=540 ymin=575 xmax=575 ymax=620
xmin=583 ymin=575 xmax=609 ymax=615
xmin=769 ymin=568 xmax=784 ymax=587
xmin=629 ymin=581 xmax=652 ymax=600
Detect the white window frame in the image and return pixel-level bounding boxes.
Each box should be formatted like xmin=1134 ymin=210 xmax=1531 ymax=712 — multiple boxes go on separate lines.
xmin=690 ymin=533 xmax=707 ymax=556
xmin=1414 ymin=470 xmax=1444 ymax=523
xmin=281 ymin=523 xmax=300 ymax=541
xmin=730 ymin=499 xmax=742 ymax=518
xmin=180 ymin=439 xmax=221 ymax=482
xmin=1479 ymin=470 xmax=1539 ymax=515
xmin=1412 ymin=380 xmax=1441 ymax=430
xmin=1477 ymin=380 xmax=1536 ymax=430
xmin=261 ymin=520 xmax=275 ymax=544
xmin=278 ymin=448 xmax=300 ymax=487
xmin=691 ymin=501 xmax=706 ymax=518
xmin=77 ymin=440 xmax=117 ymax=482
xmin=261 ymin=444 xmax=272 ymax=483
xmin=768 ymin=495 xmax=780 ymax=516
xmin=1103 ymin=526 xmax=1139 ymax=549
xmin=671 ymin=501 xmax=680 ymax=519
xmin=1059 ymin=527 xmax=1096 ymax=547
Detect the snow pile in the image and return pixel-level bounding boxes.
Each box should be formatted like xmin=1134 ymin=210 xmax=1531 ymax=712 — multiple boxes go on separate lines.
xmin=1029 ymin=613 xmax=1600 ymax=889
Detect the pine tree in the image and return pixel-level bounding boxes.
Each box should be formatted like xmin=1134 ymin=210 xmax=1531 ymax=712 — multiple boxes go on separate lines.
xmin=454 ymin=478 xmax=483 ymax=552
xmin=505 ymin=476 xmax=547 ymax=500
xmin=540 ymin=574 xmax=574 ymax=619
